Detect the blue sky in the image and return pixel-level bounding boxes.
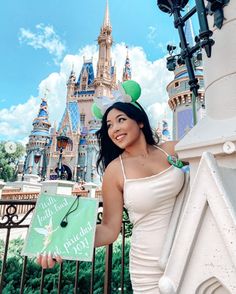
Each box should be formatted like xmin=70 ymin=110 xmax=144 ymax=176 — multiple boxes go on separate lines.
xmin=0 ymin=0 xmax=197 ymax=142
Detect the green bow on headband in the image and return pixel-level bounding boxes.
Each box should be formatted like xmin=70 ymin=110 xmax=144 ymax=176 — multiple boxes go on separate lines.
xmin=91 ymin=80 xmax=142 ymax=119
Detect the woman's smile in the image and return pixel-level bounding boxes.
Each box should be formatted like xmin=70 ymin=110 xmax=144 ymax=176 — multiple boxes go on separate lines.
xmin=106 ymin=108 xmax=142 ymax=148
xmin=115 ymin=133 xmax=126 ymax=141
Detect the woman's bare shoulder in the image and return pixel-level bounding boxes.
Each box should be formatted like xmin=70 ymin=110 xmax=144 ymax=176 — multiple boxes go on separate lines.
xmin=103 ymin=157 xmax=123 ymax=188
xmin=105 ymin=157 xmax=122 ymax=174
xmin=159 ymin=141 xmax=178 ymax=155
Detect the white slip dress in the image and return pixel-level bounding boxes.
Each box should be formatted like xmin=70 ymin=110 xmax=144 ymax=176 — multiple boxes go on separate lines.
xmin=120 ymin=146 xmax=185 ymax=293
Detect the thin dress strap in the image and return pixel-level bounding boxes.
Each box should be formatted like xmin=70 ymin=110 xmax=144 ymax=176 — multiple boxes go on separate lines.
xmin=154 ymin=145 xmax=169 ymax=157
xmin=119 ymin=155 xmax=126 ymax=180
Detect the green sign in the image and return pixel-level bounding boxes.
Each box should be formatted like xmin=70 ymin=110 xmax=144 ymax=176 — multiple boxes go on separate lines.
xmin=22 ymin=193 xmax=99 ymax=262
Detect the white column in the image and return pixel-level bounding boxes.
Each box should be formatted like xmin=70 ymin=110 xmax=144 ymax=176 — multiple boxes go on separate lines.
xmin=41 ymin=180 xmax=75 ymax=196
xmin=176 ymin=2 xmax=236 ymax=179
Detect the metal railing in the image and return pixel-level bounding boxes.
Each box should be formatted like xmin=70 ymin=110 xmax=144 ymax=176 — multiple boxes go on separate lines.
xmin=0 ymin=199 xmax=132 ymax=293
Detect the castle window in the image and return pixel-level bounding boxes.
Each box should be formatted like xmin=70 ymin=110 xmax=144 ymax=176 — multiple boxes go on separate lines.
xmin=175 ymin=82 xmax=179 ymax=87
xmin=82 ymin=85 xmax=86 ymax=91
xmin=80 ymin=114 xmax=85 ymax=127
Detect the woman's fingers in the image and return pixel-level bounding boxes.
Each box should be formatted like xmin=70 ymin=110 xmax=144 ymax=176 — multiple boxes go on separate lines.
xmin=41 ymin=253 xmax=49 ymax=269
xmin=54 ymin=254 xmax=63 ymax=264
xmin=36 ymin=252 xmax=63 ymax=269
xmin=36 ymin=253 xmax=42 ymax=265
xmin=47 ymin=252 xmax=56 ymax=268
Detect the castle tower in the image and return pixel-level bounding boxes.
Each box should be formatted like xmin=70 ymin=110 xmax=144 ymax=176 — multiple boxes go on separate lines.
xmin=24 ymin=97 xmax=51 ymax=178
xmin=66 ymin=68 xmax=76 ymax=102
xmin=122 ymin=46 xmax=132 ymax=82
xmin=45 ymin=0 xmax=129 ymax=183
xmin=166 ymin=16 xmax=205 ymax=140
xmin=94 ymin=0 xmax=114 ymax=97
xmin=76 ymin=58 xmax=95 ymax=127
xmin=46 ymin=68 xmax=82 ymax=180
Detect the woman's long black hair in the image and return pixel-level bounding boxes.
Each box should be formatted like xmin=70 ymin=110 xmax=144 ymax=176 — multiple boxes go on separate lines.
xmin=96 ymin=102 xmax=158 ymax=174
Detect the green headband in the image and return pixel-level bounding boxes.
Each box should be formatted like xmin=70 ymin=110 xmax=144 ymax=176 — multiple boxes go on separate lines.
xmin=91 ymin=80 xmax=142 ymax=119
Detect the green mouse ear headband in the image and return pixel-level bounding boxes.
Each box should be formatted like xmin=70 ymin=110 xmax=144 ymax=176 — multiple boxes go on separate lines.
xmin=91 ymin=80 xmax=142 ymax=119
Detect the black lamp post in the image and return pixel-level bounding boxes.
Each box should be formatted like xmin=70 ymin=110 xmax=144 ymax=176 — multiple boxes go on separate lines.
xmin=157 ymin=0 xmax=215 ymax=125
xmin=56 ymin=135 xmax=69 ymax=179
xmin=158 ymin=0 xmax=214 ymax=96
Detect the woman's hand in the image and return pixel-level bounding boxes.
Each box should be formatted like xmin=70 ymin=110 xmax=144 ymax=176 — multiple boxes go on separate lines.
xmin=37 ymin=253 xmax=63 ymax=269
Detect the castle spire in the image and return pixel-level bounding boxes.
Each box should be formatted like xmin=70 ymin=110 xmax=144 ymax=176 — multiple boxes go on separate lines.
xmin=66 ymin=66 xmax=76 ymax=102
xmin=34 ymin=97 xmax=50 ymax=124
xmin=123 ymin=46 xmax=132 ymax=82
xmin=94 ymin=0 xmax=113 ymax=97
xmin=103 ymin=0 xmax=111 ymax=29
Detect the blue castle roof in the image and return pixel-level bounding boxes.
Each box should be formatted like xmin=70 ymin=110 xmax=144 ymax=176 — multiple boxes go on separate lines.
xmin=69 ymin=102 xmax=80 ymax=131
xmin=58 ymin=101 xmax=80 ymax=133
xmin=33 ymin=98 xmax=50 ymax=124
xmin=31 ymin=98 xmax=50 ymax=136
xmin=77 ymin=61 xmax=95 ymax=87
xmin=31 ymin=130 xmax=50 ymax=137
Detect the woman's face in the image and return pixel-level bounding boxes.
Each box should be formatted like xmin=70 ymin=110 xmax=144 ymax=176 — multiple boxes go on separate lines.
xmin=106 ymin=108 xmax=143 ymax=149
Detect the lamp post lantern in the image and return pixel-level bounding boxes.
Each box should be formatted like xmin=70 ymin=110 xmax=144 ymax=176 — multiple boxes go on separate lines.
xmin=56 ymin=135 xmax=69 ymax=180
xmin=157 ymin=0 xmax=214 ymax=96
xmin=157 ymin=0 xmax=215 ymax=126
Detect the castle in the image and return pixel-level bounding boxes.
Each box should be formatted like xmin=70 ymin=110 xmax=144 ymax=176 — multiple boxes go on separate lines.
xmin=23 ymin=1 xmax=200 ymax=184
xmin=23 ymin=1 xmax=134 ymax=184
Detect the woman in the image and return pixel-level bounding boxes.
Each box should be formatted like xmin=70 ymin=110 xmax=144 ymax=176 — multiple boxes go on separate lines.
xmin=94 ymin=101 xmax=185 ymax=293
xmin=38 ymin=92 xmax=185 ymax=293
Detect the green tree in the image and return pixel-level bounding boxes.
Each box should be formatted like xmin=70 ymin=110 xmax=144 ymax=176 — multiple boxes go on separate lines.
xmin=1 ymin=237 xmax=132 ymax=293
xmin=0 ymin=141 xmax=25 ymax=181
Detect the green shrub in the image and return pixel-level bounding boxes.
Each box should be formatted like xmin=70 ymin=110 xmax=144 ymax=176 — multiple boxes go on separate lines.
xmin=0 ymin=237 xmax=132 ymax=293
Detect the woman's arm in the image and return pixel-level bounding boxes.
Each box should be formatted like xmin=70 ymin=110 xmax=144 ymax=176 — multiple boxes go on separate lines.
xmin=37 ymin=161 xmax=123 ymax=268
xmin=95 ymin=162 xmax=124 ymax=247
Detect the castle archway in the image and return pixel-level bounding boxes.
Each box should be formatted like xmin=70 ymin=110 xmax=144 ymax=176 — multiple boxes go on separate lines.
xmin=55 ymin=165 xmax=72 ymax=180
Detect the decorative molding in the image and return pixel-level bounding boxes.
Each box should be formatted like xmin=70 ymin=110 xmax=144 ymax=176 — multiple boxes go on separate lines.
xmin=160 ymin=152 xmax=236 ymax=293
xmin=196 ymin=276 xmax=231 ymax=294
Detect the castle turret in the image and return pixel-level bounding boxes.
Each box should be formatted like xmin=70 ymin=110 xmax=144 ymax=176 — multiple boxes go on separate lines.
xmin=24 ymin=97 xmax=51 ymax=178
xmin=76 ymin=58 xmax=95 ymax=126
xmin=122 ymin=47 xmax=132 ymax=82
xmin=66 ymin=68 xmax=76 ymax=102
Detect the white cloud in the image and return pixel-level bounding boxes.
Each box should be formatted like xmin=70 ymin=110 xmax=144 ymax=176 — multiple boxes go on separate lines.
xmin=0 ymin=97 xmax=38 ymax=141
xmin=0 ymin=43 xmax=174 ymax=142
xmin=147 ymin=26 xmax=158 ymax=44
xmin=19 ymin=24 xmax=66 ymax=64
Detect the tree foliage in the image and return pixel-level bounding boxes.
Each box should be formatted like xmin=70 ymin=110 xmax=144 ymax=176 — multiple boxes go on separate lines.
xmin=0 ymin=237 xmax=132 ymax=293
xmin=0 ymin=141 xmax=25 ymax=181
